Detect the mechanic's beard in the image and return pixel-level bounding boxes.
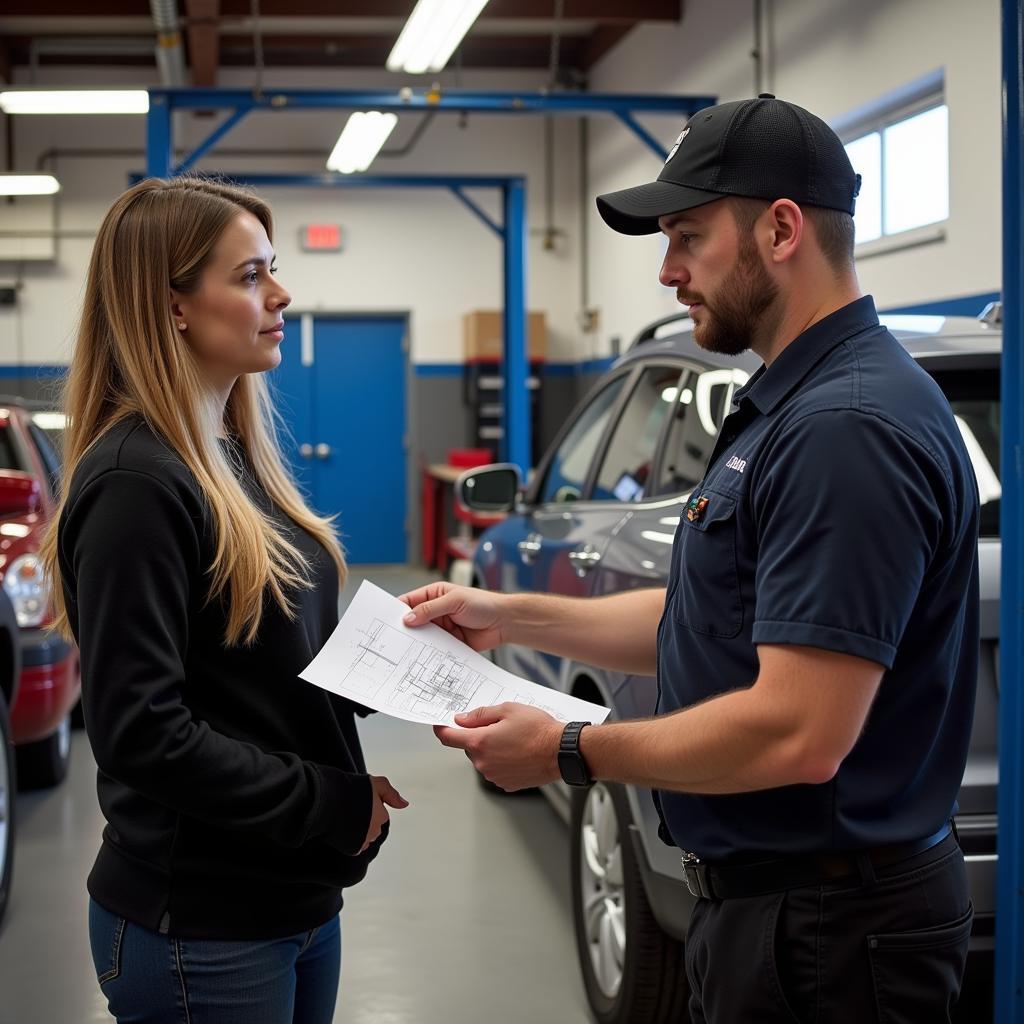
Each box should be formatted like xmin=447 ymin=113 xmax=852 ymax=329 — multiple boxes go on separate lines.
xmin=687 ymin=237 xmax=781 ymax=356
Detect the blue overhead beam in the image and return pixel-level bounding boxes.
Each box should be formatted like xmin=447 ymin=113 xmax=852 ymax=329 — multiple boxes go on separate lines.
xmin=145 ymin=86 xmax=715 ymax=478
xmin=998 ymin=1 xmax=1024 ymax=1021
xmin=148 ymin=86 xmax=714 ymax=116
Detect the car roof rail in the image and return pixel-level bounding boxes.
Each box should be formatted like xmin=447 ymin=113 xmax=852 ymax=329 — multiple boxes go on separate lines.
xmin=978 ymin=300 xmax=1002 ymax=326
xmin=629 ymin=311 xmax=691 ymax=349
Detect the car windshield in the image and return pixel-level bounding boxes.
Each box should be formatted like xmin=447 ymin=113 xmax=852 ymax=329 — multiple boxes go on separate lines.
xmin=928 ymin=366 xmax=1000 ymax=539
xmin=29 ymin=410 xmax=66 ymax=456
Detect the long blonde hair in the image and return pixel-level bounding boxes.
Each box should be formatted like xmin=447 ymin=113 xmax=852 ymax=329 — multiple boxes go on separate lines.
xmin=41 ymin=176 xmax=347 ymax=646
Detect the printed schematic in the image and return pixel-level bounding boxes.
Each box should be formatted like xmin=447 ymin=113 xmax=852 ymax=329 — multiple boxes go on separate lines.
xmin=300 ymin=580 xmax=611 ymax=727
xmin=341 ymin=617 xmax=543 ymax=721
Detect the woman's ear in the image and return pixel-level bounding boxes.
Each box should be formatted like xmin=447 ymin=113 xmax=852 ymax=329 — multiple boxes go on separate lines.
xmin=169 ymin=290 xmax=186 ymax=320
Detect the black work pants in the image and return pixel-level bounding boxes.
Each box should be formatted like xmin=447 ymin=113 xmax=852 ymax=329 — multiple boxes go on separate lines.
xmin=684 ymin=835 xmax=972 ymax=1024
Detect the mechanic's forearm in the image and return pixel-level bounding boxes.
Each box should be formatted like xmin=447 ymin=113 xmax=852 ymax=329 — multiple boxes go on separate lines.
xmin=578 ymin=685 xmax=832 ymax=794
xmin=503 ymin=587 xmax=664 ymax=676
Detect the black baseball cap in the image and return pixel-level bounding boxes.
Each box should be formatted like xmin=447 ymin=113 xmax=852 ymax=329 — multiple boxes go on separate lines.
xmin=596 ymin=94 xmax=861 ymax=236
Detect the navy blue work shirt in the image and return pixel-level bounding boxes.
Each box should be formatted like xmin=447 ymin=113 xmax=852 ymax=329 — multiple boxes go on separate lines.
xmin=656 ymin=296 xmax=980 ymax=859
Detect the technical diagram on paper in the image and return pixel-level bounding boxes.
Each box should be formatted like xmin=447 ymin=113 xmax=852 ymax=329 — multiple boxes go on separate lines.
xmin=300 ymin=580 xmax=610 ymax=727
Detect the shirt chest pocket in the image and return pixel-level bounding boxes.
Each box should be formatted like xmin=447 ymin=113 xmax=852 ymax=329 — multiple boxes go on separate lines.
xmin=673 ymin=491 xmax=744 ymax=638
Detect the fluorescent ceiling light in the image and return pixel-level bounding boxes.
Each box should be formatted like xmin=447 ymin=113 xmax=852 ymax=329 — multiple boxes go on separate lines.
xmin=0 ymin=90 xmax=149 ymax=115
xmin=0 ymin=174 xmax=60 ymax=196
xmin=327 ymin=112 xmax=399 ymax=174
xmin=387 ymin=0 xmax=490 ymax=74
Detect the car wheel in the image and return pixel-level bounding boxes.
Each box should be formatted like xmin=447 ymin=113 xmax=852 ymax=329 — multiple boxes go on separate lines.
xmin=571 ymin=782 xmax=689 ymax=1024
xmin=0 ymin=687 xmax=15 ymax=929
xmin=15 ymin=711 xmax=72 ymax=790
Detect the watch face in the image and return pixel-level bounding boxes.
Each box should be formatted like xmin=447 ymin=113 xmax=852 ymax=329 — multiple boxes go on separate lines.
xmin=558 ymin=750 xmax=590 ymax=787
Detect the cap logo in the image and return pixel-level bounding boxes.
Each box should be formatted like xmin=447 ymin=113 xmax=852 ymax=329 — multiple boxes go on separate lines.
xmin=665 ymin=126 xmax=690 ymax=165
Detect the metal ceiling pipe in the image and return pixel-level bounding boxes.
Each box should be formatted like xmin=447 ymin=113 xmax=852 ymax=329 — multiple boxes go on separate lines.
xmin=149 ymin=0 xmax=187 ymax=88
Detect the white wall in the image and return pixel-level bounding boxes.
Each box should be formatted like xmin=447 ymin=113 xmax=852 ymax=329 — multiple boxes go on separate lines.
xmin=0 ymin=65 xmax=583 ymax=367
xmin=585 ymin=0 xmax=1002 ymax=358
xmin=0 ymin=0 xmax=1005 ymax=370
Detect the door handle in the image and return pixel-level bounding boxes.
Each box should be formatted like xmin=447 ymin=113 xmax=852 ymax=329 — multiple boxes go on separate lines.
xmin=315 ymin=443 xmax=331 ymax=460
xmin=517 ymin=533 xmax=542 ymax=565
xmin=568 ymin=545 xmax=602 ymax=578
xmin=299 ymin=443 xmax=313 ymax=459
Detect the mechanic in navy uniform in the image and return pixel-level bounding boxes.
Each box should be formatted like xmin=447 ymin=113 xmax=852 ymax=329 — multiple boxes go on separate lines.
xmin=403 ymin=95 xmax=978 ymax=1023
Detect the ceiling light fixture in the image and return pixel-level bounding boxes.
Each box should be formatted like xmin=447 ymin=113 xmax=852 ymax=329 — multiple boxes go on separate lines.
xmin=326 ymin=112 xmax=399 ymax=174
xmin=0 ymin=175 xmax=61 ymax=196
xmin=386 ymin=0 xmax=491 ymax=74
xmin=0 ymin=90 xmax=150 ymax=115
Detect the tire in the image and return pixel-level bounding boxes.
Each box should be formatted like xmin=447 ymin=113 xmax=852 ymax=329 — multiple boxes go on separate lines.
xmin=0 ymin=687 xmax=15 ymax=930
xmin=571 ymin=782 xmax=689 ymax=1024
xmin=15 ymin=711 xmax=71 ymax=790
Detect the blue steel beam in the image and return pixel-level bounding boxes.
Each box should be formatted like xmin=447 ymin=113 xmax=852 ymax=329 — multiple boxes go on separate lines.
xmin=212 ymin=173 xmax=517 ymax=189
xmin=156 ymin=88 xmax=706 ymax=185
xmin=449 ymin=187 xmax=503 ymax=238
xmin=174 ymin=108 xmax=251 ymax=175
xmin=615 ymin=111 xmax=670 ymax=161
xmin=151 ymin=87 xmax=714 ymax=117
xmin=146 ymin=92 xmax=172 ymax=178
xmin=502 ymin=180 xmax=529 ymax=472
xmin=997 ymin=0 xmax=1024 ymax=1019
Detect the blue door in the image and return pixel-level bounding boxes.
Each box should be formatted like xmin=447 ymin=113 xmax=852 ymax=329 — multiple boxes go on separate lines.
xmin=273 ymin=315 xmax=408 ymax=564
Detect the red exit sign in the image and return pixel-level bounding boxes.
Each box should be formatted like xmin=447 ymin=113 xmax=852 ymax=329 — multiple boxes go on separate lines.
xmin=301 ymin=223 xmax=342 ymax=251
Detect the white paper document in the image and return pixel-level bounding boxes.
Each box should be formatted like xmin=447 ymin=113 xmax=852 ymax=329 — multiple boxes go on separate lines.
xmin=300 ymin=580 xmax=611 ymax=727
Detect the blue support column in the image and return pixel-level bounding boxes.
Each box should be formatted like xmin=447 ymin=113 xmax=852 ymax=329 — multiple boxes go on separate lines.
xmin=998 ymin=2 xmax=1024 ymax=1022
xmin=146 ymin=92 xmax=173 ymax=178
xmin=502 ymin=179 xmax=529 ymax=472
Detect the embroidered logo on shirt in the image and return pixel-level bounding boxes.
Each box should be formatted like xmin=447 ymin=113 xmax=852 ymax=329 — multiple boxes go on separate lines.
xmin=686 ymin=495 xmax=709 ymax=523
xmin=726 ymin=456 xmax=747 ymax=474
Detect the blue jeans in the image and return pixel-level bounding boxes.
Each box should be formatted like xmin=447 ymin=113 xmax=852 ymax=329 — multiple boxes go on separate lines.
xmin=89 ymin=898 xmax=341 ymax=1024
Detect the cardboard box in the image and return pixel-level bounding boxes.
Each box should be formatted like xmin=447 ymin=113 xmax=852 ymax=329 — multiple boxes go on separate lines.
xmin=463 ymin=310 xmax=547 ymax=361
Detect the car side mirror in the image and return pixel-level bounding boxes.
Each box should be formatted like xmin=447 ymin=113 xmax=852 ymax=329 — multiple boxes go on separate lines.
xmin=456 ymin=464 xmax=522 ymax=514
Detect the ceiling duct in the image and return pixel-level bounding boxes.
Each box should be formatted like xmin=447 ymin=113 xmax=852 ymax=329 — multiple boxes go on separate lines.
xmin=149 ymin=0 xmax=187 ymax=87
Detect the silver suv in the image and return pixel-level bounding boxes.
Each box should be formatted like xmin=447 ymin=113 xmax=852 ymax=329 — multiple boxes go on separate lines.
xmin=464 ymin=308 xmax=999 ymax=1023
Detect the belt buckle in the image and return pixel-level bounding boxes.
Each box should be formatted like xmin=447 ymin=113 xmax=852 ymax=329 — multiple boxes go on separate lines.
xmin=682 ymin=852 xmax=714 ymax=899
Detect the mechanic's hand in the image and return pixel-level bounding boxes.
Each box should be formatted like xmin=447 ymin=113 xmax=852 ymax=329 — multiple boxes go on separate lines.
xmin=399 ymin=581 xmax=507 ymax=652
xmin=434 ymin=703 xmax=563 ymax=792
xmin=360 ymin=775 xmax=409 ymax=853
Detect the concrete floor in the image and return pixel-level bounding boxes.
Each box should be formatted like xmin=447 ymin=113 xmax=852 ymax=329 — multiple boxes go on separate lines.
xmin=0 ymin=567 xmax=595 ymax=1024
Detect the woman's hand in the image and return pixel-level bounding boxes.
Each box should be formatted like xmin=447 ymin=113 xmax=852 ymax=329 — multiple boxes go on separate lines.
xmin=359 ymin=775 xmax=408 ymax=853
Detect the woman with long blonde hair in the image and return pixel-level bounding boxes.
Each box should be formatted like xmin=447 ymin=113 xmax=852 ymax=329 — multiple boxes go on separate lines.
xmin=41 ymin=176 xmax=406 ymax=1024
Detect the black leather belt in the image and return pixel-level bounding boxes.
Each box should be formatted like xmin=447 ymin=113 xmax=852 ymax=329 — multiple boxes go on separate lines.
xmin=681 ymin=824 xmax=954 ymax=901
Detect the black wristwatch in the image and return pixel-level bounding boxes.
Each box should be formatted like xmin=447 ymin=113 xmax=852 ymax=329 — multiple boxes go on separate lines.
xmin=558 ymin=721 xmax=593 ymax=788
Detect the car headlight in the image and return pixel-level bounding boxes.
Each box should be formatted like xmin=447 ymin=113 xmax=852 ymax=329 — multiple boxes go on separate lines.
xmin=3 ymin=553 xmax=50 ymax=628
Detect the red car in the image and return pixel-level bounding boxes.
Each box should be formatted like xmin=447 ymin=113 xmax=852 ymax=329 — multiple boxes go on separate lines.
xmin=0 ymin=397 xmax=80 ymax=924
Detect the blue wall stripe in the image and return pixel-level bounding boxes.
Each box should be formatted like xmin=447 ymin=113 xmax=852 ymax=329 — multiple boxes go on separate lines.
xmin=880 ymin=290 xmax=1000 ymax=318
xmin=414 ymin=358 xmax=618 ymax=378
xmin=0 ymin=298 xmax=1002 ymax=383
xmin=0 ymin=365 xmax=67 ymax=378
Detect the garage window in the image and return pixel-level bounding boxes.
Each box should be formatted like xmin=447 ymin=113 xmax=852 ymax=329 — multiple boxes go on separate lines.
xmin=838 ymin=75 xmax=948 ymax=250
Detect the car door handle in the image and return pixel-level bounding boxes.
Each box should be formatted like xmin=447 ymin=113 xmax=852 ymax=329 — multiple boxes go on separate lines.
xmin=568 ymin=545 xmax=602 ymax=577
xmin=517 ymin=534 xmax=543 ymax=565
